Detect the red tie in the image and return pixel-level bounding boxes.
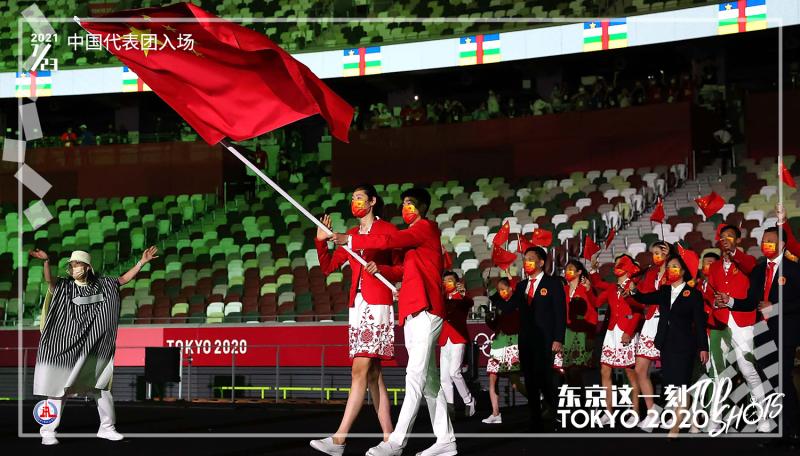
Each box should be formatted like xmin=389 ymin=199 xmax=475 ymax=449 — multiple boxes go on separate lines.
xmin=763 ymin=262 xmax=775 ymax=302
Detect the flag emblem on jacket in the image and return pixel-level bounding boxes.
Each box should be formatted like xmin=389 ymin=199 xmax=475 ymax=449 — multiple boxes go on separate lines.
xmin=16 ymin=71 xmax=52 ymax=98
xmin=583 ymin=19 xmax=628 ymax=52
xmin=122 ymin=66 xmax=151 ymax=92
xmin=458 ymin=33 xmax=501 ymax=66
xmin=342 ymin=47 xmax=382 ymax=77
xmin=718 ymin=0 xmax=767 ymax=35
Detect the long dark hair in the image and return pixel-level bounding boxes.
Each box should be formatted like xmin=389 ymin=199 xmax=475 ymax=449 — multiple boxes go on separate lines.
xmin=353 ymin=183 xmax=384 ymax=218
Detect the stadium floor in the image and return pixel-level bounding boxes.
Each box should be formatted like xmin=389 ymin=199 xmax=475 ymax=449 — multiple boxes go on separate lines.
xmin=2 ymin=400 xmax=795 ymax=455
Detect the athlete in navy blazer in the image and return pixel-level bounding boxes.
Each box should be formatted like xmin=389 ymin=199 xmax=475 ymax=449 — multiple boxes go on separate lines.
xmin=722 ymin=226 xmax=800 ymax=442
xmin=510 ymin=247 xmax=566 ymax=431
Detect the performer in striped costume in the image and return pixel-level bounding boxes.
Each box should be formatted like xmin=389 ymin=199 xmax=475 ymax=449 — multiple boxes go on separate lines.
xmin=30 ymin=247 xmax=158 ymax=445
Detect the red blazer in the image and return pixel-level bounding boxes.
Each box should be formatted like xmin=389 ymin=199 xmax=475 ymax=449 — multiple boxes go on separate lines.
xmin=438 ymin=291 xmax=473 ymax=345
xmin=565 ymin=284 xmax=599 ymax=331
xmin=315 ymin=219 xmax=403 ymax=307
xmin=637 ymin=266 xmax=666 ymax=320
xmin=707 ymin=249 xmax=757 ymax=327
xmin=592 ymin=273 xmax=641 ymax=336
xmin=351 ymin=218 xmax=445 ymax=325
xmin=697 ymin=277 xmax=727 ymax=330
xmin=780 ymin=221 xmax=800 ymax=258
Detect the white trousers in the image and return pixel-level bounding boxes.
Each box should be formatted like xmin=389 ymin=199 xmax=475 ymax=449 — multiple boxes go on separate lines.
xmin=439 ymin=340 xmax=473 ymax=406
xmin=728 ymin=316 xmax=766 ymax=401
xmin=389 ymin=311 xmax=455 ymax=448
xmin=40 ymin=390 xmax=116 ymax=436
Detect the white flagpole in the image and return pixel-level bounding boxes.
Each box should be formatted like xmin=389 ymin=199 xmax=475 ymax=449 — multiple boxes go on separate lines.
xmin=220 ymin=140 xmax=398 ymax=294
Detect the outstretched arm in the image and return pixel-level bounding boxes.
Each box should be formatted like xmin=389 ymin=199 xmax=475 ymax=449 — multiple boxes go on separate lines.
xmin=29 ymin=249 xmax=54 ymax=292
xmin=119 ymin=246 xmax=159 ymax=286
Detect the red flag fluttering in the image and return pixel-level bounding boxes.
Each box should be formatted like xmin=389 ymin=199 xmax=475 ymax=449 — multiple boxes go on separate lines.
xmin=604 ymin=228 xmax=616 ymax=250
xmin=781 ymin=162 xmax=797 ymax=189
xmin=78 ymin=3 xmax=354 ymax=144
xmin=650 ymin=198 xmax=665 ymax=223
xmin=492 ymin=245 xmax=518 ymax=271
xmin=695 ymin=191 xmax=726 ymax=219
xmin=583 ymin=235 xmax=600 ymax=261
xmin=493 ymin=221 xmax=511 ymax=247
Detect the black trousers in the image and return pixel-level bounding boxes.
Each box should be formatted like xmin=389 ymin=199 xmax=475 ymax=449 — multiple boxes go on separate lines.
xmin=759 ymin=319 xmax=799 ymax=436
xmin=519 ymin=336 xmax=557 ymax=431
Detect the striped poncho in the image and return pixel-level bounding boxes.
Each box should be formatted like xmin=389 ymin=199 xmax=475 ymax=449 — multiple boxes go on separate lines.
xmin=33 ymin=276 xmax=121 ymax=397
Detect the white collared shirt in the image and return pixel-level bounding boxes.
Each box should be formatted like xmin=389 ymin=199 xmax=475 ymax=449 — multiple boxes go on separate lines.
xmin=766 ymin=255 xmax=783 ymax=282
xmin=670 ymin=282 xmax=685 ymax=307
xmin=526 ymin=271 xmax=545 ymax=297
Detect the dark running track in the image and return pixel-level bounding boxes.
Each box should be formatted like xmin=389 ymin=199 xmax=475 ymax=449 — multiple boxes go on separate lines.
xmin=0 ymin=400 xmax=792 ymax=455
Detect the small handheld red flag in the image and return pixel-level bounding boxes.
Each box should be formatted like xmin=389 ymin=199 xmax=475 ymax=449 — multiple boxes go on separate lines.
xmin=442 ymin=247 xmax=453 ymax=271
xmin=492 ymin=245 xmax=518 ymax=271
xmin=583 ymin=236 xmax=600 ymax=261
xmin=695 ymin=192 xmax=726 ymax=218
xmin=604 ymin=228 xmax=616 ymax=250
xmin=781 ymin=162 xmax=797 ymax=189
xmin=517 ymin=233 xmax=533 ymax=253
xmin=531 ymin=228 xmax=553 ymax=247
xmin=493 ymin=221 xmax=511 ymax=247
xmin=650 ymin=198 xmax=665 ymax=223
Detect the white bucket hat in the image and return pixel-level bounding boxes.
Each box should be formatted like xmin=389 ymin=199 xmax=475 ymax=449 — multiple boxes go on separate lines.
xmin=68 ymin=250 xmax=92 ymax=268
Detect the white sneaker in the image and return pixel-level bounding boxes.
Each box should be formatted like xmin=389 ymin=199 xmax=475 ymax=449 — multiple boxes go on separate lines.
xmin=689 ymin=424 xmax=701 ymax=434
xmin=416 ymin=441 xmax=457 ymax=456
xmin=757 ymin=420 xmax=772 ymax=433
xmin=464 ymin=399 xmax=476 ymax=417
xmin=482 ymin=413 xmax=502 ymax=424
xmin=599 ymin=412 xmax=612 ymax=426
xmin=310 ymin=437 xmax=345 ymax=456
xmin=622 ymin=413 xmax=639 ymax=427
xmin=639 ymin=410 xmax=660 ymax=429
xmin=97 ymin=426 xmax=124 ymax=441
xmin=41 ymin=432 xmax=59 ymax=445
xmin=366 ymin=441 xmax=403 ymax=456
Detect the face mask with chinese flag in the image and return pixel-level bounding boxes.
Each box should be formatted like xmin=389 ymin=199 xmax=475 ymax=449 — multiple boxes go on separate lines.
xmin=761 ymin=242 xmax=778 ymax=259
xmin=652 ymin=252 xmax=666 ymax=267
xmin=666 ymin=265 xmax=683 ymax=284
xmin=523 ymin=260 xmax=538 ymax=276
xmin=443 ymin=281 xmax=456 ymax=294
xmin=613 ymin=268 xmax=627 ymax=277
xmin=702 ymin=263 xmax=712 ymax=277
xmin=351 ymin=199 xmax=370 ymax=218
xmin=565 ymin=269 xmax=577 ymax=282
xmin=402 ymin=204 xmax=418 ymax=225
xmin=498 ymin=288 xmax=511 ymax=300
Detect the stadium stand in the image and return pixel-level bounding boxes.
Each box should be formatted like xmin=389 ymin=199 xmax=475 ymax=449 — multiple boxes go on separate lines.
xmin=11 ymin=139 xmax=792 ymax=328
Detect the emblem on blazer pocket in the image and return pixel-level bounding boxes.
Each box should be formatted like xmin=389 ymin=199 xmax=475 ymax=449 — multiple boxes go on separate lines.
xmin=682 ymin=290 xmax=691 ymax=297
xmin=779 ymin=276 xmax=787 ymax=286
xmin=540 ymin=288 xmax=548 ymax=296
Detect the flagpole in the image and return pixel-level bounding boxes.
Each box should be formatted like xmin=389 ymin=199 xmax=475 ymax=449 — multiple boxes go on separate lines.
xmin=220 ymin=139 xmax=398 ymax=294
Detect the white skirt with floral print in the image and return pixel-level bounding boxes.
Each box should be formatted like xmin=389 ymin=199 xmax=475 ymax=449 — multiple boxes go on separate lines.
xmin=348 ymin=293 xmax=395 ymax=360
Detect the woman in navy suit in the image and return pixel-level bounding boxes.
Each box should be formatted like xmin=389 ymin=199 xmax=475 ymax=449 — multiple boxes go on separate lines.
xmin=631 ymin=253 xmax=709 ymax=434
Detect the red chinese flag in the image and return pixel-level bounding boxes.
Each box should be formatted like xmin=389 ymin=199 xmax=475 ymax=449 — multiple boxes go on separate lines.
xmin=781 ymin=162 xmax=797 ymax=189
xmin=493 ymin=221 xmax=510 ymax=247
xmin=695 ymin=191 xmax=726 ymax=219
xmin=604 ymin=228 xmax=616 ymax=250
xmin=650 ymin=198 xmax=665 ymax=223
xmin=517 ymin=233 xmax=534 ymax=253
xmin=442 ymin=248 xmax=453 ymax=271
xmin=583 ymin=235 xmax=600 ymax=261
xmin=531 ymin=228 xmax=553 ymax=247
xmin=78 ymin=3 xmax=353 ymax=145
xmin=491 ymin=245 xmax=518 ymax=271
